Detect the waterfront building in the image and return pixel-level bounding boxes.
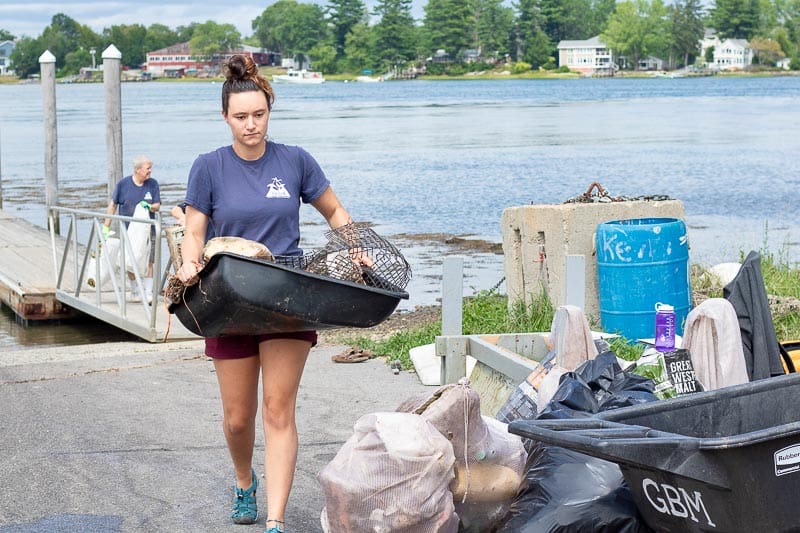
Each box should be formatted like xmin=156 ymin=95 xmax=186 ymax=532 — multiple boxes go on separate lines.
xmin=557 ymin=36 xmax=614 ymax=75
xmin=699 ymin=30 xmax=753 ymax=70
xmin=638 ymin=56 xmax=665 ymax=71
xmin=0 ymin=40 xmax=15 ymax=76
xmin=145 ymin=42 xmax=281 ymax=78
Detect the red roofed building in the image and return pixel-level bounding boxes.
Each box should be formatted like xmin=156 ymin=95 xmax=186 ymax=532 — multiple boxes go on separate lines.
xmin=145 ymin=42 xmax=280 ymax=77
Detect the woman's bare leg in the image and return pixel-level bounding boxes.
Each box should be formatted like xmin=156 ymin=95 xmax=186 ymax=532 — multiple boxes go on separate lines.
xmin=259 ymin=338 xmax=311 ymax=522
xmin=213 ymin=356 xmax=261 ymax=488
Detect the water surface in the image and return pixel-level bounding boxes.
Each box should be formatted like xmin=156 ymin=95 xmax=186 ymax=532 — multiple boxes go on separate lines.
xmin=1 ymin=76 xmax=798 ymax=349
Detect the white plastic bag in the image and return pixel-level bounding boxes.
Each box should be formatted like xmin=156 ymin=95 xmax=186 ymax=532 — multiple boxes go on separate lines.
xmin=85 ymin=237 xmax=120 ymax=289
xmin=124 ymin=202 xmax=151 ymax=276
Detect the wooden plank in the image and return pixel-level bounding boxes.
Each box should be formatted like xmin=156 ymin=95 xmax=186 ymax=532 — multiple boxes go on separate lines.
xmin=468 ymin=334 xmax=549 ymax=416
xmin=468 ymin=336 xmax=540 ymax=384
xmin=435 ymin=335 xmax=469 ymax=385
xmin=441 ymin=256 xmax=463 ymax=336
xmin=565 ymin=254 xmax=586 ymax=309
xmin=469 ymin=361 xmax=517 ymax=417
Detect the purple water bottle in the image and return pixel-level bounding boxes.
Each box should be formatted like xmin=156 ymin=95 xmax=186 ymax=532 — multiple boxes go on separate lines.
xmin=654 ymin=302 xmax=676 ymax=352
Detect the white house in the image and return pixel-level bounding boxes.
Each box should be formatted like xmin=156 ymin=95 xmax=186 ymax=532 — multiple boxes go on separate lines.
xmin=557 ymin=36 xmax=613 ymax=75
xmin=0 ymin=40 xmax=15 ymax=75
xmin=638 ymin=56 xmax=665 ymax=71
xmin=699 ymin=30 xmax=753 ymax=70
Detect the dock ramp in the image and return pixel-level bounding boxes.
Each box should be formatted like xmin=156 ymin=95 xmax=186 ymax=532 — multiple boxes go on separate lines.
xmin=44 ymin=206 xmax=197 ymax=342
xmin=0 ymin=207 xmax=199 ymax=342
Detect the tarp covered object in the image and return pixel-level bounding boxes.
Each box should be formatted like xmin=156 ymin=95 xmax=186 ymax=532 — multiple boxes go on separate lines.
xmin=497 ymin=352 xmax=657 ymax=532
xmin=682 ymin=297 xmax=749 ymax=390
xmin=723 ymin=250 xmax=785 ymax=380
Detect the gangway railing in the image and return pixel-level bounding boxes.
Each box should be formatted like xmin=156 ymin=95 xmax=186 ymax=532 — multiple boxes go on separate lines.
xmin=47 ymin=206 xmax=191 ymax=342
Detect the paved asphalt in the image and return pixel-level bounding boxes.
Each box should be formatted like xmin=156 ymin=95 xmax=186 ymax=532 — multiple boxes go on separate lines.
xmin=0 ymin=340 xmax=433 ymax=532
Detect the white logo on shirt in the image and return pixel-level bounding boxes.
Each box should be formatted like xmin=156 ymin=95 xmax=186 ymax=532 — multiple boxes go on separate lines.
xmin=144 ymin=192 xmax=153 ymax=201
xmin=266 ymin=177 xmax=291 ymax=199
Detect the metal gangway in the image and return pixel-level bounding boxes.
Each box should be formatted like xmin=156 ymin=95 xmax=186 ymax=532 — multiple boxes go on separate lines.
xmin=49 ymin=206 xmax=198 ymax=342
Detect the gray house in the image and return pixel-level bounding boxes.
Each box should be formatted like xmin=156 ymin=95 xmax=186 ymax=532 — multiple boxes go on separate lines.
xmin=0 ymin=40 xmax=14 ymax=75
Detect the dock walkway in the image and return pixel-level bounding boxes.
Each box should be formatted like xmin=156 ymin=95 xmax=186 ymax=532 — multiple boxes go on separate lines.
xmin=0 ymin=208 xmax=196 ymax=342
xmin=0 ymin=210 xmax=74 ymax=321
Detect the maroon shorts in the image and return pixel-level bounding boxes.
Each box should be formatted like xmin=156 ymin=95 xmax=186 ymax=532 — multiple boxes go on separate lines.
xmin=205 ymin=331 xmax=318 ymax=360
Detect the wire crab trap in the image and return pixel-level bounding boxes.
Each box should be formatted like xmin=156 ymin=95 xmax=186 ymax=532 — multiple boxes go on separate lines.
xmin=275 ymin=222 xmax=412 ymax=293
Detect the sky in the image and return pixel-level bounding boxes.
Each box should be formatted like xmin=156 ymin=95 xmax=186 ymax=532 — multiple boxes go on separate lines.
xmin=1 ymin=1 xmax=314 ymax=40
xmin=1 ymin=0 xmax=430 ymax=41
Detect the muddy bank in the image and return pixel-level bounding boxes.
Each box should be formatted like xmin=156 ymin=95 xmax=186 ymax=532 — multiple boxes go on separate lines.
xmin=392 ymin=232 xmax=503 ymax=255
xmin=318 ymin=304 xmax=442 ymax=346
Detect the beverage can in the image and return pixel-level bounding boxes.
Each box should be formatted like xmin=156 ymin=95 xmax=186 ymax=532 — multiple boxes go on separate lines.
xmin=654 ymin=302 xmax=676 ymax=352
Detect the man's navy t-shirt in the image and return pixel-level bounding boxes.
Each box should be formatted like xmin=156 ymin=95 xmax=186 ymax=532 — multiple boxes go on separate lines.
xmin=112 ymin=176 xmax=161 ymax=220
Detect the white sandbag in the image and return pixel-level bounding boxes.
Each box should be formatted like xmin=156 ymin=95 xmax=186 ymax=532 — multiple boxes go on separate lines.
xmin=319 ymin=412 xmax=458 ymax=533
xmin=85 ymin=237 xmax=120 ymax=289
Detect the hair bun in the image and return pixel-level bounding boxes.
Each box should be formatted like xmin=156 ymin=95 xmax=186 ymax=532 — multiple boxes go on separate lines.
xmin=224 ymin=54 xmax=257 ymax=81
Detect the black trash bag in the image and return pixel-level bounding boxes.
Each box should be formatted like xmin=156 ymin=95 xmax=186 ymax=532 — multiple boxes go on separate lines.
xmin=538 ymin=351 xmax=656 ymax=419
xmin=496 ymin=351 xmax=658 ymax=532
xmin=496 ymin=441 xmax=653 ymax=533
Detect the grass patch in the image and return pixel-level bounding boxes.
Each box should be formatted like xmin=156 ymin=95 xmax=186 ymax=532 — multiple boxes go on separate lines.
xmin=758 ymin=251 xmax=800 ymax=341
xmin=346 ymin=288 xmax=554 ymax=369
xmin=608 ymin=337 xmax=647 ymax=361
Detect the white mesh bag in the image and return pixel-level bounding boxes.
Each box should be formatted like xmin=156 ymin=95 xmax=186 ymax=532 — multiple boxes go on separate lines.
xmin=319 ymin=412 xmax=459 ymax=533
xmin=398 ymin=379 xmax=527 ymax=532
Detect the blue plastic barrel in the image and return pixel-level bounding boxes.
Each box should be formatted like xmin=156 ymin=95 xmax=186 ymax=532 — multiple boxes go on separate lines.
xmin=596 ymin=218 xmax=692 ymax=340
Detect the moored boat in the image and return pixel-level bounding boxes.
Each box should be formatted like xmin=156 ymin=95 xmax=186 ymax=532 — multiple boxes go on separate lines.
xmin=272 ymin=69 xmax=326 ymax=84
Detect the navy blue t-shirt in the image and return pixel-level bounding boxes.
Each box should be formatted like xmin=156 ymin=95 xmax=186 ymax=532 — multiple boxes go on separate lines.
xmin=185 ymin=143 xmax=330 ymax=256
xmin=112 ymin=176 xmax=161 ymax=219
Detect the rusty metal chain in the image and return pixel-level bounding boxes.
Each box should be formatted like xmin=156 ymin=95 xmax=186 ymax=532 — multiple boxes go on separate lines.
xmin=562 ymin=182 xmax=671 ymax=204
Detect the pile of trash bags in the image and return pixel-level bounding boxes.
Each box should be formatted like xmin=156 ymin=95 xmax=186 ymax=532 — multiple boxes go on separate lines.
xmin=496 ymin=350 xmax=657 ymax=532
xmin=318 ymin=303 xmax=664 ymax=532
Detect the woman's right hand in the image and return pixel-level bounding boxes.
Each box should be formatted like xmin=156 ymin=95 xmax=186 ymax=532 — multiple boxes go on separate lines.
xmin=177 ymin=259 xmax=203 ymax=285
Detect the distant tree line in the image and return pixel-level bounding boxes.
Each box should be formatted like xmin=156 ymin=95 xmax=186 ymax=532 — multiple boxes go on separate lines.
xmin=5 ymin=0 xmax=800 ymax=79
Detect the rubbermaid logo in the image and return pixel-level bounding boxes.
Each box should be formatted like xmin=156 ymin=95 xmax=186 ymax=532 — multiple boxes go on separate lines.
xmin=774 ymin=444 xmax=800 ymax=476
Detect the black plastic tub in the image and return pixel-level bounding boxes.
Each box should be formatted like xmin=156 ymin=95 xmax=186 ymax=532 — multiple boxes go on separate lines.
xmin=168 ymin=252 xmax=409 ymax=337
xmin=508 ymin=372 xmax=800 ymax=532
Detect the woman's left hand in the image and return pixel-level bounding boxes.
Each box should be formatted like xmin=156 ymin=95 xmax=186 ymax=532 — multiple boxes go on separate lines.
xmin=348 ymin=247 xmax=374 ymax=269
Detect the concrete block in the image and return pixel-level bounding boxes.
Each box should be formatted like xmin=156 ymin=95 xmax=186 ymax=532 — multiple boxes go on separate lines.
xmin=501 ymin=200 xmax=685 ymax=318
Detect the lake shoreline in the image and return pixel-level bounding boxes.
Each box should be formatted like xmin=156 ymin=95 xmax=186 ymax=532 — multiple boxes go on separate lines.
xmin=3 ymin=66 xmax=797 ymax=87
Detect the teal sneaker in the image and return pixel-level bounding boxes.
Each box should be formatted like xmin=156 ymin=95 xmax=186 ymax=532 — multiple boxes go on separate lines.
xmin=231 ymin=469 xmax=258 ymax=525
xmin=266 ymin=518 xmax=285 ymax=533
